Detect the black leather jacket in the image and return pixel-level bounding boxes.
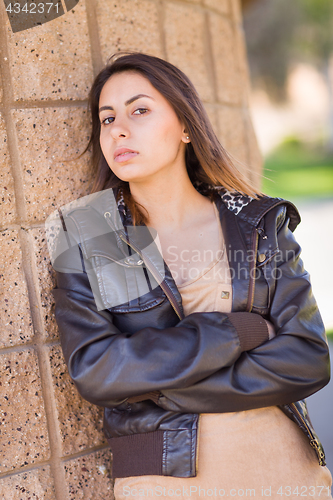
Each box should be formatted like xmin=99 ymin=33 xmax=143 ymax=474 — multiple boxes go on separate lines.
xmin=50 ymin=186 xmax=330 ymax=478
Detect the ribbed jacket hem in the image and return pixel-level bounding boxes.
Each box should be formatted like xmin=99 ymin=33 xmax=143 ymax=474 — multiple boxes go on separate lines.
xmin=108 ymin=430 xmax=164 ymax=478
xmin=226 ymin=312 xmax=269 ymax=351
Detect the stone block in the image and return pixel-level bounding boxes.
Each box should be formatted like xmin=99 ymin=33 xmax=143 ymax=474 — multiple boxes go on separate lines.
xmin=234 ymin=25 xmax=251 ymax=102
xmin=0 ymin=466 xmax=55 ymax=499
xmin=164 ymin=2 xmax=214 ymax=102
xmin=217 ymin=106 xmax=248 ymax=168
xmin=97 ymin=0 xmax=163 ymax=63
xmin=0 ymin=113 xmax=17 ymax=226
xmin=209 ymin=14 xmax=244 ymax=105
xmin=8 ymin=2 xmax=93 ymax=101
xmin=49 ymin=345 xmax=106 ymax=456
xmin=12 ymin=107 xmax=92 ymax=223
xmin=0 ymin=230 xmax=33 ymax=348
xmin=0 ymin=67 xmax=3 ymax=103
xmin=30 ymin=228 xmax=58 ymax=340
xmin=64 ymin=450 xmax=113 ymax=499
xmin=203 ymin=0 xmax=230 ymax=15
xmin=230 ymin=0 xmax=242 ymax=24
xmin=203 ymin=103 xmax=219 ymax=136
xmin=244 ymin=111 xmax=263 ymax=189
xmin=0 ymin=350 xmax=50 ymax=472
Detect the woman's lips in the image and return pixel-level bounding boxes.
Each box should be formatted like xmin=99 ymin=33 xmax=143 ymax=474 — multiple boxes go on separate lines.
xmin=114 ymin=149 xmax=138 ymax=163
xmin=114 ymin=151 xmax=138 ymax=163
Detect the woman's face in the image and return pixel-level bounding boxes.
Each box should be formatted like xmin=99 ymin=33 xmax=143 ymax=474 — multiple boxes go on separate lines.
xmin=98 ymin=71 xmax=189 ymax=185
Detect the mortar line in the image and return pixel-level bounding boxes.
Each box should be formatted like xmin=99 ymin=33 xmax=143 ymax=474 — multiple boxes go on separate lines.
xmin=0 ymin=444 xmax=110 ymax=480
xmin=202 ymin=8 xmax=221 ymax=137
xmin=61 ymin=444 xmax=110 ymax=463
xmin=0 ymin=339 xmax=61 ymax=355
xmin=228 ymin=1 xmax=255 ymax=178
xmin=5 ymin=99 xmax=88 ymax=110
xmin=157 ymin=0 xmax=167 ymax=60
xmin=84 ymin=0 xmax=104 ymax=75
xmin=0 ymin=221 xmax=52 ymax=232
xmin=0 ymin=4 xmax=69 ymax=496
xmin=0 ymin=3 xmax=27 ymax=224
xmin=18 ymin=228 xmax=69 ymax=500
xmin=154 ymin=0 xmax=231 ymax=18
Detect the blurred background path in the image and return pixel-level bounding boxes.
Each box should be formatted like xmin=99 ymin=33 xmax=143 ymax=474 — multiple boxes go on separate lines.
xmin=296 ymin=198 xmax=333 ymax=474
xmin=242 ymin=0 xmax=333 ymax=478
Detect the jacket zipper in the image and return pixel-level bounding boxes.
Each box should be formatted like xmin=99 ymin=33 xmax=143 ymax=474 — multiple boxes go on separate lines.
xmin=287 ymin=403 xmax=326 ymax=465
xmin=246 ymin=199 xmax=290 ymax=313
xmin=117 ymin=232 xmax=184 ymax=321
xmin=246 ymin=227 xmax=259 ymax=312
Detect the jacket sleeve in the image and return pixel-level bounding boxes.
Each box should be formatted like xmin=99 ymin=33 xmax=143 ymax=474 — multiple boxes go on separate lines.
xmin=157 ymin=215 xmax=330 ymax=413
xmin=53 ymin=268 xmax=269 ymax=409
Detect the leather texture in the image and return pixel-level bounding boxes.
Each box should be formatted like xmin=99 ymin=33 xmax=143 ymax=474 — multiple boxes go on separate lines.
xmin=52 ymin=188 xmax=330 ymax=476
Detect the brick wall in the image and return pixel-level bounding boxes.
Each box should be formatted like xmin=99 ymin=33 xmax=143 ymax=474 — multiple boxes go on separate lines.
xmin=0 ymin=0 xmax=262 ymax=498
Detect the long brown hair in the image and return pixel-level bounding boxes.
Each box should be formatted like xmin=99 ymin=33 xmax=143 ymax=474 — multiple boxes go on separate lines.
xmin=86 ymin=52 xmax=258 ymax=224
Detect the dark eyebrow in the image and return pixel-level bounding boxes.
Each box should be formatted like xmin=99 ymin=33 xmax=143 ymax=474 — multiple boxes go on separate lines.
xmin=99 ymin=94 xmax=154 ymax=113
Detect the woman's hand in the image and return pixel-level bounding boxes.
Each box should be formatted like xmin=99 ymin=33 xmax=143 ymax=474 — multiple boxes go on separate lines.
xmin=265 ymin=319 xmax=276 ymax=340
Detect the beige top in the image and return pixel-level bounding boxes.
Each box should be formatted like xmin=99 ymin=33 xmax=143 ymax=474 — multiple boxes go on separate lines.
xmin=114 ymin=203 xmax=332 ymax=499
xmin=178 ymin=202 xmax=232 ymax=316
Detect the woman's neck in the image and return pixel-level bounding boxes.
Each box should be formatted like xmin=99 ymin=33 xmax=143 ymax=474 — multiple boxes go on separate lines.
xmin=129 ymin=172 xmax=213 ymax=233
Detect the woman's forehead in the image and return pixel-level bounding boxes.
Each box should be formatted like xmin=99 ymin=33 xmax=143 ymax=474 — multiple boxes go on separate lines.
xmin=100 ymin=72 xmax=155 ymax=101
xmin=98 ymin=71 xmax=172 ymax=112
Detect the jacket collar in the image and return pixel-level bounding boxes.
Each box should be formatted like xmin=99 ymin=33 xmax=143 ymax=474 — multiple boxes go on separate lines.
xmin=114 ymin=184 xmax=300 ymax=232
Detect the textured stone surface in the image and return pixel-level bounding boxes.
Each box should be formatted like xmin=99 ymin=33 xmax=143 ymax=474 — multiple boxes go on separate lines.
xmin=234 ymin=25 xmax=251 ymax=99
xmin=244 ymin=111 xmax=263 ymax=189
xmin=13 ymin=107 xmax=92 ymax=222
xmin=203 ymin=0 xmax=230 ymax=15
xmin=209 ymin=14 xmax=245 ymax=105
xmin=49 ymin=345 xmax=106 ymax=455
xmin=0 ymin=350 xmax=50 ymax=472
xmin=0 ymin=113 xmax=17 ymax=226
xmin=0 ymin=466 xmax=56 ymax=499
xmin=30 ymin=228 xmax=58 ymax=340
xmin=217 ymin=106 xmax=248 ymax=167
xmin=231 ymin=0 xmax=242 ymax=23
xmin=164 ymin=3 xmax=214 ymax=102
xmin=8 ymin=2 xmax=93 ymax=101
xmin=0 ymin=230 xmax=33 ymax=348
xmin=203 ymin=104 xmax=219 ymax=136
xmin=0 ymin=66 xmax=3 ymax=103
xmin=64 ymin=450 xmax=113 ymax=499
xmin=97 ymin=0 xmax=163 ymax=63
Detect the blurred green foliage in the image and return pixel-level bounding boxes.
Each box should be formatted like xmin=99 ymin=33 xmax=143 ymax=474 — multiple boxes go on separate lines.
xmin=298 ymin=0 xmax=333 ymax=61
xmin=262 ymin=136 xmax=333 ymax=201
xmin=326 ymin=329 xmax=333 ymax=340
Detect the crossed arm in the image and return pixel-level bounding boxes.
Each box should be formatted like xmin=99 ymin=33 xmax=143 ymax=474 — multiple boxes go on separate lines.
xmin=53 ymin=218 xmax=330 ymax=413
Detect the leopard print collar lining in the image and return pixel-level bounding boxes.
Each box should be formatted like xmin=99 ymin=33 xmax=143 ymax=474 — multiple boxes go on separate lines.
xmin=115 ymin=184 xmax=253 ymax=219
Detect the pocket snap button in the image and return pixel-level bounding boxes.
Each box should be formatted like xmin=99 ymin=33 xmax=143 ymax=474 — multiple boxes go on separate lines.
xmin=258 ymin=253 xmax=266 ymax=263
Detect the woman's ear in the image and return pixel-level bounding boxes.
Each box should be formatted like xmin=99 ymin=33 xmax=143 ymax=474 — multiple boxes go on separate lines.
xmin=182 ymin=130 xmax=191 ymax=143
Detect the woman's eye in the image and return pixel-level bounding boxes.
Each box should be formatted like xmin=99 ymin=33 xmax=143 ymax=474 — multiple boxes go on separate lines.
xmin=101 ymin=117 xmax=114 ymax=125
xmin=133 ymin=108 xmax=148 ymax=115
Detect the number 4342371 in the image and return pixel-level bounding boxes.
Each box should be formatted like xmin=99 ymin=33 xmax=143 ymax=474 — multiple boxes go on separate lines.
xmin=6 ymin=3 xmax=60 ymax=14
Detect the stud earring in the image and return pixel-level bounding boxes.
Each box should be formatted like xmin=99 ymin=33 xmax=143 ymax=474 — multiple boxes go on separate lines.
xmin=186 ymin=136 xmax=190 ymax=140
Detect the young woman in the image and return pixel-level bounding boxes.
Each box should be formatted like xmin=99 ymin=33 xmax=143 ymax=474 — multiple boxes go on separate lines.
xmin=50 ymin=53 xmax=332 ymax=499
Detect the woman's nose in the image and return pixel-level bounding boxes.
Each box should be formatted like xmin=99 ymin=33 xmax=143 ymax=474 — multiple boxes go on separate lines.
xmin=110 ymin=117 xmax=130 ymax=140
